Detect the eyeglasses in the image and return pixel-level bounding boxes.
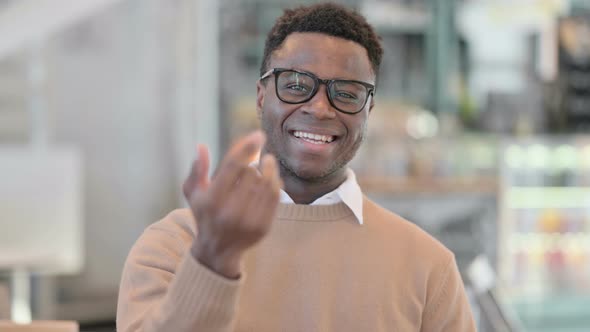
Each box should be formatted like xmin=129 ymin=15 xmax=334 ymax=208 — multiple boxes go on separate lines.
xmin=259 ymin=68 xmax=375 ymax=115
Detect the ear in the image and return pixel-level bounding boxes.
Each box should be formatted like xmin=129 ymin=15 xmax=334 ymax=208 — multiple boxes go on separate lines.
xmin=368 ymin=96 xmax=375 ymax=115
xmin=256 ymin=80 xmax=266 ymax=119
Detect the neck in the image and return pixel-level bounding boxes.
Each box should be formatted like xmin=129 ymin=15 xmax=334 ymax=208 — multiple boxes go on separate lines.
xmin=280 ymin=166 xmax=347 ymax=204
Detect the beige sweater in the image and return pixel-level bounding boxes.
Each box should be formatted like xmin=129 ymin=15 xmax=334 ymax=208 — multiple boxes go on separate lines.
xmin=117 ymin=197 xmax=476 ymax=332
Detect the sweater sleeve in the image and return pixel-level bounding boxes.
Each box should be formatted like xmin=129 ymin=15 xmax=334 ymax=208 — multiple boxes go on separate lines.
xmin=421 ymin=255 xmax=477 ymax=332
xmin=116 ymin=222 xmax=243 ymax=332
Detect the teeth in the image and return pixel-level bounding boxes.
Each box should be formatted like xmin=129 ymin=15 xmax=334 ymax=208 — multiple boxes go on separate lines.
xmin=302 ymin=138 xmax=323 ymax=144
xmin=293 ymin=131 xmax=334 ymax=143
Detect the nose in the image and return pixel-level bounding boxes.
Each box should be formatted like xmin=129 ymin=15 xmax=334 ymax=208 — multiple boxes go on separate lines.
xmin=301 ymin=85 xmax=337 ymax=120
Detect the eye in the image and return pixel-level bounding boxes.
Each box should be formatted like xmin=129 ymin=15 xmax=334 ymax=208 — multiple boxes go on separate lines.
xmin=335 ymin=91 xmax=358 ymax=100
xmin=332 ymin=81 xmax=365 ymax=103
xmin=281 ymin=82 xmax=313 ymax=96
xmin=286 ymin=83 xmax=309 ymax=92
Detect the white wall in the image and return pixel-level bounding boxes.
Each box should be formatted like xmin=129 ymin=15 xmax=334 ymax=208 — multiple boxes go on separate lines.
xmin=40 ymin=0 xmax=185 ymax=320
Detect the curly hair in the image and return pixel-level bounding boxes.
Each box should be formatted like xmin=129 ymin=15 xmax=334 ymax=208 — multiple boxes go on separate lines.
xmin=260 ymin=3 xmax=383 ymax=78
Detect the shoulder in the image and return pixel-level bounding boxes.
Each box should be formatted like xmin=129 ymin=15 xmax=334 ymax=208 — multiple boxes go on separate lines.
xmin=362 ymin=197 xmax=453 ymax=265
xmin=145 ymin=208 xmax=196 ymax=243
xmin=125 ymin=208 xmax=196 ymax=270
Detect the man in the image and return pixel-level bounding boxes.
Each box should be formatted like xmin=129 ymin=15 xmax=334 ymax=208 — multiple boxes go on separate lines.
xmin=117 ymin=3 xmax=476 ymax=331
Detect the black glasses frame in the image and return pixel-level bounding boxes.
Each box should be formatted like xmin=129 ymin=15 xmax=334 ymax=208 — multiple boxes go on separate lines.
xmin=259 ymin=68 xmax=375 ymax=115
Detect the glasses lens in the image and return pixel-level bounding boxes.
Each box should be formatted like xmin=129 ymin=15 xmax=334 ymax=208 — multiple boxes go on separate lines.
xmin=276 ymin=71 xmax=316 ymax=103
xmin=329 ymin=81 xmax=368 ymax=113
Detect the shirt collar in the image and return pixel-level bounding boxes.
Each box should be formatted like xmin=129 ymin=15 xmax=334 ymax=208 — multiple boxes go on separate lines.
xmin=279 ymin=168 xmax=364 ymax=225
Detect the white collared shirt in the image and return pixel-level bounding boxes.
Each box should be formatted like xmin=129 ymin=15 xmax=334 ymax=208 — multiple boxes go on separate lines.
xmin=279 ymin=168 xmax=364 ymax=225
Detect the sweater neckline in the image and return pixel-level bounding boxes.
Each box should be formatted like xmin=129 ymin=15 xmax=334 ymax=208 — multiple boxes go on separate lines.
xmin=276 ymin=202 xmax=355 ymax=222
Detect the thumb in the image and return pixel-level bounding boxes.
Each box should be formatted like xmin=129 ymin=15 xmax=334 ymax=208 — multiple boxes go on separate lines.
xmin=183 ymin=144 xmax=211 ymax=200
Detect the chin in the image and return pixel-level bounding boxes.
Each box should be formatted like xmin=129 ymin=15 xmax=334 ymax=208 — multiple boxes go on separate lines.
xmin=294 ymin=169 xmax=326 ymax=181
xmin=283 ymin=159 xmax=340 ymax=182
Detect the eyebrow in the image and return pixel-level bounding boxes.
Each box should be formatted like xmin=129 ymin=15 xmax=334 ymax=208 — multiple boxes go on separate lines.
xmin=285 ymin=67 xmax=374 ymax=83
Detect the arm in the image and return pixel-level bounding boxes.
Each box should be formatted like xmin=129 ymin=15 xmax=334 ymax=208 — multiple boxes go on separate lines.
xmin=116 ymin=225 xmax=242 ymax=332
xmin=421 ymin=256 xmax=477 ymax=332
xmin=117 ymin=131 xmax=281 ymax=332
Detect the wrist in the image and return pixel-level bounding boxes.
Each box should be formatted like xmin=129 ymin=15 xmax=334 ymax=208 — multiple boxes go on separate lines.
xmin=191 ymin=241 xmax=243 ymax=279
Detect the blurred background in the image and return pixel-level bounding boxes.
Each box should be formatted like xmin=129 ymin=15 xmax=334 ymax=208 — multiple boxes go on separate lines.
xmin=1 ymin=0 xmax=590 ymax=331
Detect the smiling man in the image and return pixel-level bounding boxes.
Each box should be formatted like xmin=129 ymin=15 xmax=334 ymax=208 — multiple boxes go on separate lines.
xmin=117 ymin=3 xmax=476 ymax=332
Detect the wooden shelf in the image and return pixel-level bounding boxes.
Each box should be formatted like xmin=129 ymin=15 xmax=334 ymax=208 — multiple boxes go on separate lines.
xmin=358 ymin=176 xmax=498 ymax=194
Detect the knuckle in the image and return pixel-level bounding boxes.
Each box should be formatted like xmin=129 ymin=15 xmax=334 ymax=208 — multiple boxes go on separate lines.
xmin=240 ymin=169 xmax=259 ymax=187
xmin=217 ymin=206 xmax=244 ymax=227
xmin=244 ymin=167 xmax=259 ymax=178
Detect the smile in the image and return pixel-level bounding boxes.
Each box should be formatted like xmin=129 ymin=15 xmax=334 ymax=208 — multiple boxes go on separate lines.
xmin=292 ymin=131 xmax=335 ymax=144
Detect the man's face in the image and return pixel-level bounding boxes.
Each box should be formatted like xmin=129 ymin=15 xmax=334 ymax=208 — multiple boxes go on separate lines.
xmin=256 ymin=32 xmax=375 ymax=181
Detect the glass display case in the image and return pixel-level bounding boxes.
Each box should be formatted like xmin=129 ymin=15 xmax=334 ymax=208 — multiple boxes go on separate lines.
xmin=498 ymin=136 xmax=590 ymax=332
